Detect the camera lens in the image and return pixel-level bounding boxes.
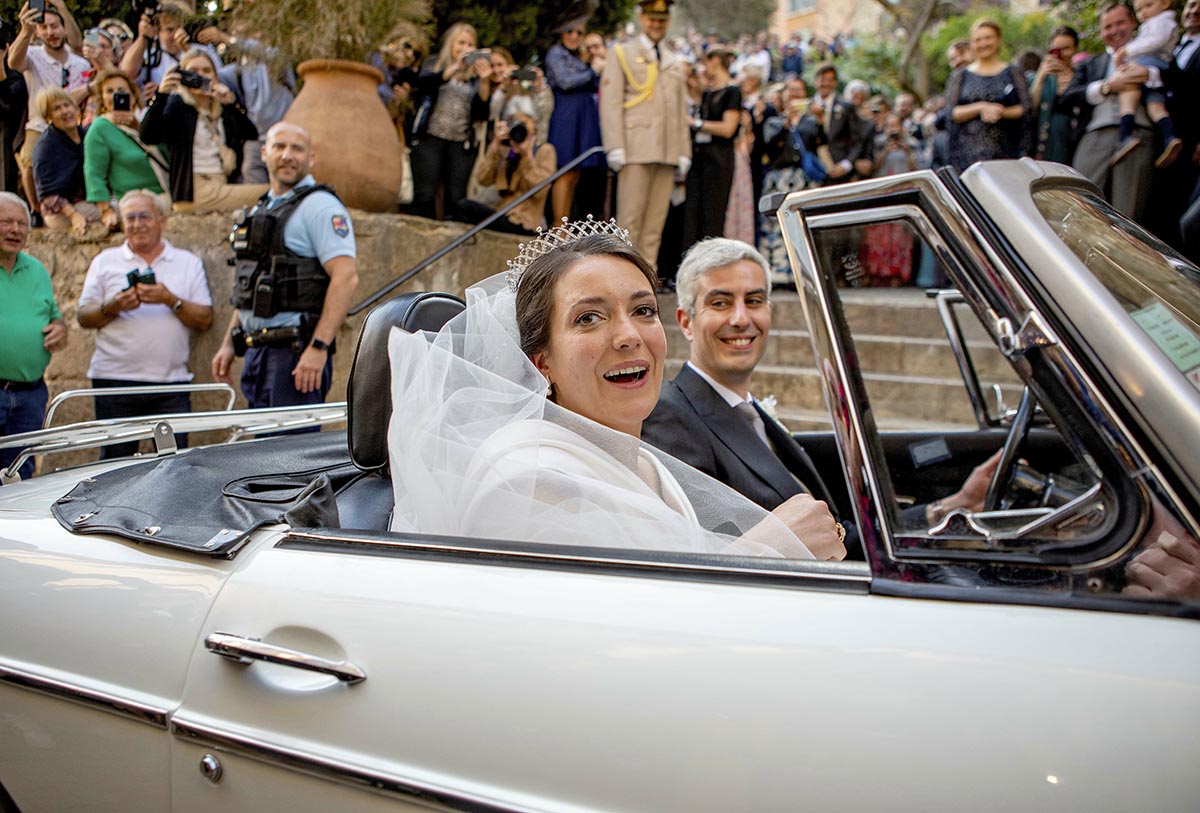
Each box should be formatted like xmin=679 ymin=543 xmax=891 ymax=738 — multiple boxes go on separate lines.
xmin=508 ymin=122 xmax=528 ymax=144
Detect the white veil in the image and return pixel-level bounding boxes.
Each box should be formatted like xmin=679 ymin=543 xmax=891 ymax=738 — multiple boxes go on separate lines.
xmin=386 ymin=271 xmax=814 ymax=559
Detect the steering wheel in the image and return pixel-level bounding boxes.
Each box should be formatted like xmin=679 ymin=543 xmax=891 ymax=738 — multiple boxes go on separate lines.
xmin=983 ymin=386 xmax=1035 ymax=512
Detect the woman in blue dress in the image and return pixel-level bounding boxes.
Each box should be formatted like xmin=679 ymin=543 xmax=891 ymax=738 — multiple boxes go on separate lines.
xmin=545 ymin=19 xmax=605 ymax=223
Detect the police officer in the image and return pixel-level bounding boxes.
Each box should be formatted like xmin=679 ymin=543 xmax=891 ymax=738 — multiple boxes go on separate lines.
xmin=212 ymin=121 xmax=359 ymax=408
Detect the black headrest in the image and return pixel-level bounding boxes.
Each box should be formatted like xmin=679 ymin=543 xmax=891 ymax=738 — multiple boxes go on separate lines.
xmin=347 ymin=291 xmax=465 ymax=472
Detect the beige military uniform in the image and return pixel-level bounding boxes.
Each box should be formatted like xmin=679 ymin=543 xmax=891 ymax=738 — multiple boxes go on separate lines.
xmin=599 ymin=35 xmax=690 ymax=270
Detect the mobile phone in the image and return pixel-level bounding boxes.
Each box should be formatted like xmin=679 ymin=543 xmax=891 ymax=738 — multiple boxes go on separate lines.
xmin=178 ymin=69 xmax=211 ymax=91
xmin=126 ymin=269 xmax=157 ymax=289
xmin=112 ymin=91 xmax=131 ymax=111
xmin=463 ymin=49 xmax=491 ymax=67
xmin=30 ymin=0 xmax=46 ymax=24
xmin=1048 ymin=47 xmax=1063 ymax=60
xmin=84 ymin=29 xmax=101 ymax=48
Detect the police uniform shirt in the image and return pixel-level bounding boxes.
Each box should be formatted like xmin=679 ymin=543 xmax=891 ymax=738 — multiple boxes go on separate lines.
xmin=239 ymin=174 xmax=356 ymax=332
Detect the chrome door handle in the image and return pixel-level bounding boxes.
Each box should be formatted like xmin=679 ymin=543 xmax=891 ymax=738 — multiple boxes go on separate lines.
xmin=205 ymin=632 xmax=366 ymax=684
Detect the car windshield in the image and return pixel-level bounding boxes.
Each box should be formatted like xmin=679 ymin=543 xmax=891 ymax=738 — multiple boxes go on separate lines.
xmin=1033 ymin=188 xmax=1200 ymax=392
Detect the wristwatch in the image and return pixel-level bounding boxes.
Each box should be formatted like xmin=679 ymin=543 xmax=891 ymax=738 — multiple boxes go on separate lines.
xmin=310 ymin=337 xmax=331 ymax=352
xmin=172 ymin=298 xmax=184 ymax=312
xmin=1100 ymin=81 xmax=1112 ymax=97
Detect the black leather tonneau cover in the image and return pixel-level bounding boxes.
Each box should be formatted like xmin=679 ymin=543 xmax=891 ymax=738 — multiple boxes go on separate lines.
xmin=51 ymin=432 xmax=359 ymax=558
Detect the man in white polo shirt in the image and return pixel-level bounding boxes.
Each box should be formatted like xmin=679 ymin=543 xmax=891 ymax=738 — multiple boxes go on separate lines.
xmin=7 ymin=0 xmax=86 ymax=220
xmin=76 ymin=189 xmax=213 ymax=459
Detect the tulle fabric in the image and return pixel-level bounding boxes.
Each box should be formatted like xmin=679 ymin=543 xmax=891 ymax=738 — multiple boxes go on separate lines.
xmin=386 ymin=272 xmax=813 ymax=559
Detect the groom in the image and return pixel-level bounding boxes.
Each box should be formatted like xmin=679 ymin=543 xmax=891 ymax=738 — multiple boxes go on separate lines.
xmin=641 ymin=238 xmax=861 ymax=556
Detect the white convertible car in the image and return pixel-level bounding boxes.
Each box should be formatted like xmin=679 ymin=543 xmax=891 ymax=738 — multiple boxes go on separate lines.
xmin=1 ymin=161 xmax=1198 ymax=812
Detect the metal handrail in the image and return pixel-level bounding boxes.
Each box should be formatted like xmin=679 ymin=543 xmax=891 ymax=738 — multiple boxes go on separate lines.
xmin=350 ymin=145 xmax=607 ymax=315
xmin=42 ymin=383 xmax=238 ymax=429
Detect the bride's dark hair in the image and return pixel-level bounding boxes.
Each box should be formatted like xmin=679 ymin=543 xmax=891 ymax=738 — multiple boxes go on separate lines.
xmin=515 ymin=234 xmax=659 ymax=358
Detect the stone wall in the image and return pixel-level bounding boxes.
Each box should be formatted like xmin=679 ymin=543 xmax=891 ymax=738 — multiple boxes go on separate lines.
xmin=25 ymin=211 xmax=522 ymax=463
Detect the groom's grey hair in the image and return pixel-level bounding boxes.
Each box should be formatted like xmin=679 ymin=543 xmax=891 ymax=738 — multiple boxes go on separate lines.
xmin=676 ymin=238 xmax=772 ymax=317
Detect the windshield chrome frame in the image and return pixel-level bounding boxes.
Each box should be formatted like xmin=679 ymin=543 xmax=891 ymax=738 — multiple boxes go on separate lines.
xmin=775 ymin=164 xmax=1166 ymax=569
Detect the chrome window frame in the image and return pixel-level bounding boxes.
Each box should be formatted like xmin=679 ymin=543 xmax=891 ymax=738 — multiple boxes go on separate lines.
xmin=275 ymin=529 xmax=873 ymax=594
xmin=775 ymin=169 xmax=1158 ymax=571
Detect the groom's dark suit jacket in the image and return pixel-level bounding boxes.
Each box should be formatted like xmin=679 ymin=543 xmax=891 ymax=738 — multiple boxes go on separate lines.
xmin=642 ymin=364 xmax=861 ymax=554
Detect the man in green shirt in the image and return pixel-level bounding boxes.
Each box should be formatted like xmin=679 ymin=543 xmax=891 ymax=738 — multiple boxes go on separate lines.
xmin=0 ymin=191 xmax=66 ymax=481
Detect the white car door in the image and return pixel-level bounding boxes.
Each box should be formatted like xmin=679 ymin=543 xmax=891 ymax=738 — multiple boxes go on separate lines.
xmin=169 ymin=530 xmax=1200 ymax=813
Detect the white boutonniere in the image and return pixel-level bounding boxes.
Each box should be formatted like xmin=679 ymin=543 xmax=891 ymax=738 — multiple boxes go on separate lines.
xmin=759 ymin=395 xmax=787 ymax=431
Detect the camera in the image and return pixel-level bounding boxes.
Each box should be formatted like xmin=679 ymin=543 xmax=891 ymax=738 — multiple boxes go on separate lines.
xmin=132 ymin=0 xmax=160 ymax=22
xmin=0 ymin=21 xmax=15 ymax=50
xmin=1048 ymin=47 xmax=1063 ymax=60
xmin=125 ymin=269 xmax=157 ymax=289
xmin=501 ymin=119 xmax=529 ymax=146
xmin=512 ymin=66 xmax=538 ymax=85
xmin=463 ymin=49 xmax=491 ymax=67
xmin=178 ymin=69 xmax=211 ymax=91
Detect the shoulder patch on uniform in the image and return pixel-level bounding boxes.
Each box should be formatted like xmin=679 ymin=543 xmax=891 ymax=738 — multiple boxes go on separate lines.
xmin=331 ymin=214 xmax=349 ymax=238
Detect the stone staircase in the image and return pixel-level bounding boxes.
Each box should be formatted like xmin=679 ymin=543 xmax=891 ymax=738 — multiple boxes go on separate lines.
xmin=661 ymin=288 xmax=1025 ymax=432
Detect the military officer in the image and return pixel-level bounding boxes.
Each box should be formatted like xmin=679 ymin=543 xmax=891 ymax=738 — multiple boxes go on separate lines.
xmin=599 ymin=0 xmax=690 ymax=272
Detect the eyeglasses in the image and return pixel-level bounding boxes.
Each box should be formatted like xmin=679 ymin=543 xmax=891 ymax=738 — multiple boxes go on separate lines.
xmin=61 ymin=66 xmax=70 ymax=88
xmin=122 ymin=212 xmax=157 ymax=223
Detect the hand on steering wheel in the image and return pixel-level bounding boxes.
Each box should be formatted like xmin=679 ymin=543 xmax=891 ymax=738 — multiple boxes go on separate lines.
xmin=983 ymin=386 xmax=1035 ymax=511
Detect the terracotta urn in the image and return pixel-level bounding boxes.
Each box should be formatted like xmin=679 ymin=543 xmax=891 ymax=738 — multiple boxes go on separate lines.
xmin=285 ymin=59 xmax=403 ymax=212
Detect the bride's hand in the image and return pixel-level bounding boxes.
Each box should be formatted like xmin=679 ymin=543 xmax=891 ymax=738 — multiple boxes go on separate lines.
xmin=771 ymin=494 xmax=846 ymax=560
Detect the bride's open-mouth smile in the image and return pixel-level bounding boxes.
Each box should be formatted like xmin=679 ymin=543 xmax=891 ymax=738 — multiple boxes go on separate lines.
xmin=602 ymin=360 xmax=652 ymax=388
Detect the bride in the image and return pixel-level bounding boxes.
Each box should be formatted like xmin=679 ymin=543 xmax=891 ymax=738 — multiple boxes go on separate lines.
xmin=386 ymin=219 xmax=846 ymax=560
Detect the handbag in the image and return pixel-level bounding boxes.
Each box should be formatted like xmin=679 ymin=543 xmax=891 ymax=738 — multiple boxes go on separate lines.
xmin=791 ymin=127 xmax=827 ymax=184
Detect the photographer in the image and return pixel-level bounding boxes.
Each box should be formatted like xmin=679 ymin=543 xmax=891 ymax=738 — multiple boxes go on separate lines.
xmin=370 ymin=23 xmax=423 ymax=132
xmin=8 ymin=0 xmax=88 ymax=220
xmin=198 ymin=22 xmax=296 ymax=185
xmin=139 ymin=49 xmax=266 ymax=212
xmin=873 ymin=113 xmax=920 ymax=177
xmin=76 ymin=189 xmax=212 ymax=459
xmin=120 ymin=1 xmax=220 ymax=95
xmin=457 ymin=101 xmax=555 ymax=235
xmin=83 ymin=68 xmax=169 ymax=230
xmin=409 ymin=22 xmax=493 ymax=221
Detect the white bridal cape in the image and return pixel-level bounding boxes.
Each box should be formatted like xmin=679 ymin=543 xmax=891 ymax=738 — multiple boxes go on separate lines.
xmin=386 ymin=272 xmax=813 ymax=559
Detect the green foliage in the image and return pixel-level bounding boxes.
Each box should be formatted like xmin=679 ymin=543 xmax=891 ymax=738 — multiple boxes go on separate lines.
xmin=232 ymin=0 xmax=430 ymax=64
xmin=831 ymin=36 xmax=907 ymax=99
xmin=1062 ymin=0 xmax=1110 ymax=52
xmin=922 ymin=6 xmax=1061 ymax=92
xmin=430 ymin=0 xmax=638 ymax=64
xmin=675 ymin=0 xmax=777 ymax=38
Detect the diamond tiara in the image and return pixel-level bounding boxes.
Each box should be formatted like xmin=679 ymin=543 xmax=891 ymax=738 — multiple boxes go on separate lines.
xmin=505 ymin=215 xmax=633 ymax=291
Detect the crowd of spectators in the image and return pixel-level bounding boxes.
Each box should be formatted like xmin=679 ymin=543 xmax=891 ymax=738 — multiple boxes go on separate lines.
xmin=0 ymin=0 xmax=1198 ymax=277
